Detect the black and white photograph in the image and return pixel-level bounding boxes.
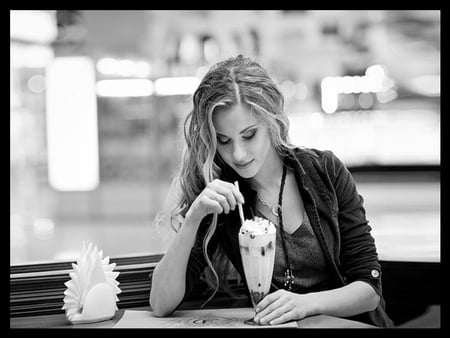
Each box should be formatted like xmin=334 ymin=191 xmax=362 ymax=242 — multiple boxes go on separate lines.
xmin=10 ymin=10 xmax=440 ymax=330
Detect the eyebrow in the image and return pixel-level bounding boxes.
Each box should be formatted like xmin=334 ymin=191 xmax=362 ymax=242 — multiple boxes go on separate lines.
xmin=216 ymin=124 xmax=258 ymax=138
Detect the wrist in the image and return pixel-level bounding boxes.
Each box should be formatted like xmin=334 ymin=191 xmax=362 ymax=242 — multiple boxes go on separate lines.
xmin=303 ymin=292 xmax=322 ymax=317
xmin=184 ymin=209 xmax=202 ymax=230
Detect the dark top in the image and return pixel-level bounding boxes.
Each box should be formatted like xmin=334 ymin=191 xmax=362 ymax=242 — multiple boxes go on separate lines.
xmin=181 ymin=146 xmax=394 ymax=327
xmin=268 ymin=209 xmax=334 ymax=293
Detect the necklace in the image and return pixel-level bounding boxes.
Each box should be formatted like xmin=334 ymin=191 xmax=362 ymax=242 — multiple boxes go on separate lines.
xmin=256 ymin=195 xmax=280 ymax=217
xmin=276 ymin=164 xmax=295 ymax=291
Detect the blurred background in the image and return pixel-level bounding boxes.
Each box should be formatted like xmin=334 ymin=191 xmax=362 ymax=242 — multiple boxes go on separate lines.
xmin=10 ymin=10 xmax=440 ymax=265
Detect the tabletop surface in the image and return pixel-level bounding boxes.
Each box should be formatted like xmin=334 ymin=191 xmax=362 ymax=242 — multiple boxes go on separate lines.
xmin=10 ymin=300 xmax=376 ymax=329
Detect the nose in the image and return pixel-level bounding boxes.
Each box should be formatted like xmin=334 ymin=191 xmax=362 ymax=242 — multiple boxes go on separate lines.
xmin=232 ymin=141 xmax=247 ymax=163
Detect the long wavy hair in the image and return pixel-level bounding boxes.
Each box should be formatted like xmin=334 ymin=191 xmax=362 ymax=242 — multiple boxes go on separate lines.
xmin=157 ymin=55 xmax=294 ymax=305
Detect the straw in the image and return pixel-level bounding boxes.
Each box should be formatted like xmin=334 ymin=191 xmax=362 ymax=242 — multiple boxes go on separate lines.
xmin=234 ymin=181 xmax=245 ymax=225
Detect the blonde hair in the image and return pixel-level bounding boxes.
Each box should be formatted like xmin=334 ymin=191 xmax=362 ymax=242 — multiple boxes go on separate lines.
xmin=159 ymin=55 xmax=294 ymax=305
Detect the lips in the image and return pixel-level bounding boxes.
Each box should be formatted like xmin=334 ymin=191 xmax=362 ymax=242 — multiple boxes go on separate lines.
xmin=234 ymin=159 xmax=254 ymax=170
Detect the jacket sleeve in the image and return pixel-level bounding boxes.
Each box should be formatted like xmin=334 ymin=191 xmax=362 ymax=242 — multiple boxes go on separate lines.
xmin=326 ymin=151 xmax=383 ymax=296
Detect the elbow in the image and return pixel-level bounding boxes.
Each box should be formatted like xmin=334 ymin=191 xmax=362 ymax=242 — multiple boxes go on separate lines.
xmin=150 ymin=284 xmax=181 ymax=317
xmin=149 ymin=266 xmax=185 ymax=317
xmin=368 ymin=291 xmax=381 ymax=312
xmin=149 ymin=293 xmax=173 ymax=317
xmin=356 ymin=280 xmax=381 ymax=312
xmin=149 ymin=269 xmax=172 ymax=317
xmin=152 ymin=307 xmax=173 ymax=318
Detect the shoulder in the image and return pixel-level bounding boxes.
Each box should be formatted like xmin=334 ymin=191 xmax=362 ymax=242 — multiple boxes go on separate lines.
xmin=286 ymin=146 xmax=349 ymax=184
xmin=289 ymin=146 xmax=343 ymax=168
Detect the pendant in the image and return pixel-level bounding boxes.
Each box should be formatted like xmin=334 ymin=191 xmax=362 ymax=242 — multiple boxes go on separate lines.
xmin=270 ymin=207 xmax=279 ymax=217
xmin=283 ymin=268 xmax=294 ymax=291
xmin=256 ymin=195 xmax=280 ymax=217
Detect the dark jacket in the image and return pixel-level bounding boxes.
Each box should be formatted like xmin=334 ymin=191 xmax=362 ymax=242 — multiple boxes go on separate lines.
xmin=183 ymin=146 xmax=394 ymax=327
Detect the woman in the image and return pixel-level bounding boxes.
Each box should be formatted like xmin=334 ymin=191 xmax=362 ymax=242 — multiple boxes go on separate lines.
xmin=149 ymin=55 xmax=394 ymax=327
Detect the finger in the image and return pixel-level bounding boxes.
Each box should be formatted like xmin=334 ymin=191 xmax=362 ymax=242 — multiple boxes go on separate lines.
xmin=212 ymin=180 xmax=245 ymax=206
xmin=212 ymin=180 xmax=244 ymax=204
xmin=267 ymin=310 xmax=297 ymax=326
xmin=255 ymin=291 xmax=280 ymax=313
xmin=215 ymin=192 xmax=231 ymax=214
xmin=205 ymin=191 xmax=230 ymax=214
xmin=258 ymin=302 xmax=291 ymax=325
xmin=230 ymin=182 xmax=245 ymax=204
xmin=213 ymin=184 xmax=238 ymax=211
xmin=254 ymin=294 xmax=282 ymax=324
xmin=203 ymin=196 xmax=223 ymax=214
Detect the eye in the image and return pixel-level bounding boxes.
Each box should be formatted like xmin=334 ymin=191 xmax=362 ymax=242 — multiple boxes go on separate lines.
xmin=243 ymin=130 xmax=257 ymax=141
xmin=217 ymin=137 xmax=230 ymax=145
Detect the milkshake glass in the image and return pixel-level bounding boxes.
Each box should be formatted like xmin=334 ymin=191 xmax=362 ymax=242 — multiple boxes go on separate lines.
xmin=238 ymin=216 xmax=276 ymax=324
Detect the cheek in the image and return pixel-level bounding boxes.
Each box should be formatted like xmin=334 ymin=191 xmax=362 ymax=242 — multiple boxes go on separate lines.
xmin=255 ymin=130 xmax=272 ymax=156
xmin=216 ymin=147 xmax=232 ymax=166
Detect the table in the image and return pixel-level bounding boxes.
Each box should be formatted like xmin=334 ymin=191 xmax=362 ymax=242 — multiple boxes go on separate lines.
xmin=10 ymin=301 xmax=376 ymax=329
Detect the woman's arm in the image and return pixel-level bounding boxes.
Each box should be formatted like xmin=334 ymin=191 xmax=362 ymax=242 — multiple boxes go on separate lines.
xmin=149 ymin=213 xmax=201 ymax=317
xmin=303 ymin=280 xmax=380 ymax=317
xmin=254 ymin=281 xmax=380 ymax=325
xmin=149 ymin=179 xmax=244 ymax=317
xmin=327 ymin=151 xmax=383 ymax=294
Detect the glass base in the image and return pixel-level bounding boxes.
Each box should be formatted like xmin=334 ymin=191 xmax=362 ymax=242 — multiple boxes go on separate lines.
xmin=244 ymin=317 xmax=259 ymax=326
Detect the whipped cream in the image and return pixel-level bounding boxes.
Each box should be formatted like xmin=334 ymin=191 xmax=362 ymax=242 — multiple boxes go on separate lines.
xmin=239 ymin=216 xmax=276 ymax=235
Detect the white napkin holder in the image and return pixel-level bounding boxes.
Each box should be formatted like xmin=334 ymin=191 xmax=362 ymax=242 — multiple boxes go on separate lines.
xmin=62 ymin=242 xmax=121 ymax=324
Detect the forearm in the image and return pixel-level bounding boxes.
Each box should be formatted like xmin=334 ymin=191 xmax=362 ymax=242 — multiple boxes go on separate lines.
xmin=306 ymin=281 xmax=380 ymax=318
xmin=149 ymin=216 xmax=200 ymax=317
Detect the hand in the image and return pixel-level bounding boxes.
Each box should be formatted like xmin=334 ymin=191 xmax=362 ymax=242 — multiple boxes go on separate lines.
xmin=254 ymin=289 xmax=312 ymax=325
xmin=185 ymin=179 xmax=245 ymax=224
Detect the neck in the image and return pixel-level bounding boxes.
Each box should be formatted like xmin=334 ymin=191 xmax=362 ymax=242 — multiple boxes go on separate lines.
xmin=249 ymin=148 xmax=284 ymax=194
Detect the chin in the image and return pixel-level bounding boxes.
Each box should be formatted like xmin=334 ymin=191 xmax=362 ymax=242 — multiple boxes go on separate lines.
xmin=234 ymin=166 xmax=259 ymax=179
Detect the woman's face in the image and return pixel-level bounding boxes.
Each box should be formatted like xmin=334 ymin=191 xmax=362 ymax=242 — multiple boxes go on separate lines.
xmin=212 ymin=104 xmax=274 ymax=178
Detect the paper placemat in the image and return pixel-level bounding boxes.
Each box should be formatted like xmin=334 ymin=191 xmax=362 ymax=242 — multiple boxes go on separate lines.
xmin=113 ymin=307 xmax=298 ymax=328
